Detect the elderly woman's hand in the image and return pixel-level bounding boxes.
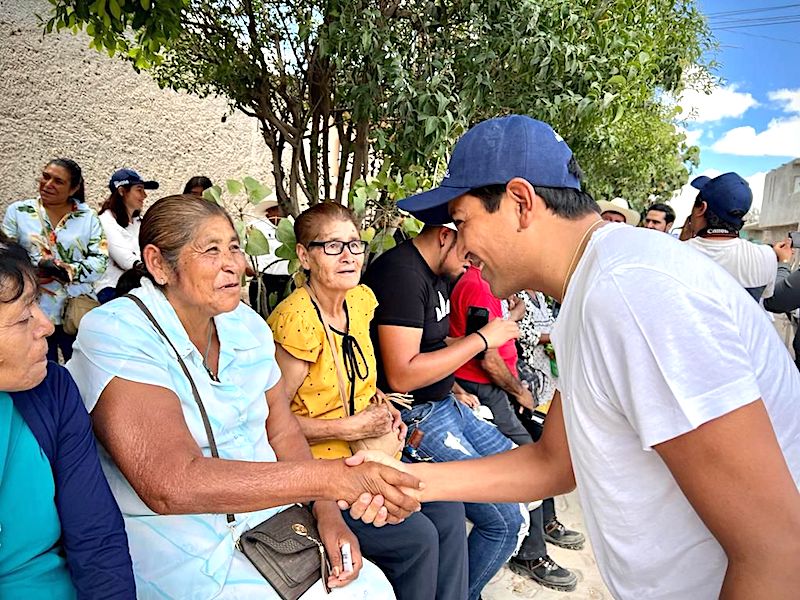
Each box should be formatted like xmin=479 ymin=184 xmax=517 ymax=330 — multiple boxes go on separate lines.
xmin=375 ymin=389 xmax=408 ymax=443
xmin=338 ymin=451 xmax=423 ymax=525
xmin=343 ymin=403 xmax=394 ymax=441
xmin=313 ymin=502 xmax=363 ymax=588
xmin=334 ymin=456 xmax=423 ymax=523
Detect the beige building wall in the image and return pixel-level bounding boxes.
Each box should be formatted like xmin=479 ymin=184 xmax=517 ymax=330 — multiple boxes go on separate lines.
xmin=0 ymin=0 xmax=271 ymax=215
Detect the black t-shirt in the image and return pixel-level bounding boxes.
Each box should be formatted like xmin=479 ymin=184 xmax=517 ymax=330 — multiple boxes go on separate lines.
xmin=363 ymin=240 xmax=454 ymax=403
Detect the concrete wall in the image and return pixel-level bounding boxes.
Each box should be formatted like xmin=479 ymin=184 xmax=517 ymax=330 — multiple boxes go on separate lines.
xmin=759 ymin=159 xmax=800 ymax=229
xmin=0 ymin=0 xmax=271 ymax=215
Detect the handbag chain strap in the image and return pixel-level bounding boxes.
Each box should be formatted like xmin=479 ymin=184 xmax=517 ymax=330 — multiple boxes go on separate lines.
xmin=124 ymin=293 xmax=236 ymax=524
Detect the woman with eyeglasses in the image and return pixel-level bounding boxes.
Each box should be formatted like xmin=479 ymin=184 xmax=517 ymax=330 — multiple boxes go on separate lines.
xmin=268 ymin=202 xmax=469 ymax=600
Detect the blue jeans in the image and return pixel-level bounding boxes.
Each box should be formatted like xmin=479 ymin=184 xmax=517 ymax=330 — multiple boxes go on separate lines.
xmin=401 ymin=396 xmax=529 ymax=600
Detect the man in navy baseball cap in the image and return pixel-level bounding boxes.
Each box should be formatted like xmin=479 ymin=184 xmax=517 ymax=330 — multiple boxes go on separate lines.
xmin=688 ymin=172 xmax=752 ymax=231
xmin=398 ymin=115 xmax=581 ymax=225
xmin=683 ymin=171 xmax=778 ymax=301
xmin=350 ymin=115 xmax=800 ymax=598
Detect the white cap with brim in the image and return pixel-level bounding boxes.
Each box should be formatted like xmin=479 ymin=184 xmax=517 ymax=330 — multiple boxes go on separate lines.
xmin=597 ymin=197 xmax=640 ymax=226
xmin=248 ymin=199 xmax=280 ymax=218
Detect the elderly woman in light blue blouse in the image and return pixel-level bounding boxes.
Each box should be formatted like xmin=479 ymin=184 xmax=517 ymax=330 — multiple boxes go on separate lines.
xmin=66 ymin=194 xmax=421 ymax=599
xmin=2 ymin=158 xmax=107 ymax=362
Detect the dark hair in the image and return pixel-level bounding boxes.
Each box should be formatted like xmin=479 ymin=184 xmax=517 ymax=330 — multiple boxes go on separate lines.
xmin=693 ymin=195 xmax=740 ymax=233
xmin=294 ymin=202 xmax=360 ymax=247
xmin=126 ymin=194 xmax=234 ymax=289
xmin=99 ymin=187 xmax=133 ymax=228
xmin=46 ymin=158 xmax=85 ymax=203
xmin=468 ymin=156 xmax=599 ymax=219
xmin=0 ymin=235 xmax=37 ymax=304
xmin=646 ymin=203 xmax=676 ymax=225
xmin=183 ymin=176 xmax=214 ymax=195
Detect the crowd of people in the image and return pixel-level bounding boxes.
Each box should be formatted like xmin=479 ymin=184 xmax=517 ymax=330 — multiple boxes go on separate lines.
xmin=1 ymin=114 xmax=799 ymax=600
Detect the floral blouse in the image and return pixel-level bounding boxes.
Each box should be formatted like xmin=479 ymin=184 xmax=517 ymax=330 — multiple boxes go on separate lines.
xmin=2 ymin=198 xmax=108 ymax=325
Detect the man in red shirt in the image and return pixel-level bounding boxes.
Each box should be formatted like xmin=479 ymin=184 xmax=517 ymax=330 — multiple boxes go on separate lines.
xmin=450 ymin=262 xmax=584 ymax=590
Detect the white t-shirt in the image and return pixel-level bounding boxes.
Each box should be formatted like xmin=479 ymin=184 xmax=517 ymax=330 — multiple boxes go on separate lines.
xmin=686 ymin=236 xmax=777 ymax=298
xmin=95 ymin=209 xmax=141 ymax=291
xmin=552 ymin=224 xmax=800 ymax=600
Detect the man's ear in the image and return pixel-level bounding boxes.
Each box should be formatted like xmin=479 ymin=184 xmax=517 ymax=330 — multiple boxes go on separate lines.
xmin=506 ymin=177 xmax=537 ymax=229
xmin=692 ymin=201 xmax=708 ymax=218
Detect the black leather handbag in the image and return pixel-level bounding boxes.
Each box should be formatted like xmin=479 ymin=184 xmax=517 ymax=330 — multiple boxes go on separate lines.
xmin=239 ymin=505 xmax=330 ymax=600
xmin=125 ymin=294 xmax=329 ymax=600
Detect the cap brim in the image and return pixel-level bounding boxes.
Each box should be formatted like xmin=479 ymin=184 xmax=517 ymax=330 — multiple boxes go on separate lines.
xmin=143 ymin=181 xmax=159 ymax=190
xmin=397 ymin=185 xmax=470 ymax=225
xmin=690 ymin=175 xmax=710 ymax=190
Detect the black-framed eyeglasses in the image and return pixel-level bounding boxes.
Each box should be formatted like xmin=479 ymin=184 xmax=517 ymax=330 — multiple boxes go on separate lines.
xmin=307 ymin=240 xmax=369 ymax=255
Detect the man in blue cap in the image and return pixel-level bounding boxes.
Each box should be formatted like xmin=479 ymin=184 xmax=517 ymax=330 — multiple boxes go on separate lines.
xmin=682 ymin=172 xmax=778 ymax=300
xmin=346 ymin=115 xmax=800 ymax=599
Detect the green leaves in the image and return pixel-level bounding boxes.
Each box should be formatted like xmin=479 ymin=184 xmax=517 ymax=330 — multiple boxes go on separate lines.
xmin=44 ymin=0 xmax=712 ymax=221
xmin=275 ymin=218 xmax=296 ymax=247
xmin=245 ymin=227 xmax=270 ymax=256
xmin=242 ymin=176 xmax=271 ymax=204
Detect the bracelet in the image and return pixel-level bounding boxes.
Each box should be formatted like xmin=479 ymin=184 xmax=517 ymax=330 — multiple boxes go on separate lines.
xmin=474 ymin=331 xmax=489 ymax=352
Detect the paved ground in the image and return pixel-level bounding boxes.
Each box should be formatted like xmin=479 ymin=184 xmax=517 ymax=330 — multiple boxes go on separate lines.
xmin=484 ymin=492 xmax=611 ymax=600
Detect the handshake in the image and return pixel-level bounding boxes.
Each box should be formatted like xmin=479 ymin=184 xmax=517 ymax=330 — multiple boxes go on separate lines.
xmin=336 ymin=450 xmax=425 ymax=527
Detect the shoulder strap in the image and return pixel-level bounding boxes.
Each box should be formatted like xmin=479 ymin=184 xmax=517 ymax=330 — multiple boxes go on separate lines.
xmin=123 ymin=293 xmax=235 ymax=523
xmin=304 ymin=285 xmax=352 ymax=416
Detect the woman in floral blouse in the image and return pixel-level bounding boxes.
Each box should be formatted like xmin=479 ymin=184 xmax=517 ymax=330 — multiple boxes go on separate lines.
xmin=2 ymin=158 xmax=107 ymax=361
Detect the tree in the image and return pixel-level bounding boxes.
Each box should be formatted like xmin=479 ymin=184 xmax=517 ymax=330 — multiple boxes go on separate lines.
xmin=44 ymin=0 xmax=712 ymax=215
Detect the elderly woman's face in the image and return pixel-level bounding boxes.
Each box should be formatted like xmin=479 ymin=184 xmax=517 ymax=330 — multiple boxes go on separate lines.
xmin=0 ymin=281 xmax=54 ymax=392
xmin=299 ymin=219 xmax=364 ymax=293
xmin=168 ymin=215 xmax=247 ymax=316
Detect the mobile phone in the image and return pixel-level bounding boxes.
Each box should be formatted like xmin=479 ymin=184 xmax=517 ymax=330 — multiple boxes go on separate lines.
xmin=465 ymin=306 xmax=490 ymax=359
xmin=790 ymin=232 xmax=800 ymax=249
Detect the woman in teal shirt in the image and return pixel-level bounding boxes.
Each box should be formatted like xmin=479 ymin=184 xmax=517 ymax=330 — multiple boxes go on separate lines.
xmin=0 ymin=237 xmax=134 ymax=598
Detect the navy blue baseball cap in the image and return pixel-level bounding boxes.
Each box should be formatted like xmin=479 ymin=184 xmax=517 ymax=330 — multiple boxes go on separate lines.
xmin=397 ymin=115 xmax=581 ymax=224
xmin=109 ymin=168 xmax=159 ymax=192
xmin=690 ymin=172 xmax=752 ymax=230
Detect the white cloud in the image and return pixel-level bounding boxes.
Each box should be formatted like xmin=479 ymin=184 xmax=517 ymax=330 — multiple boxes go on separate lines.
xmin=678 ymin=84 xmax=758 ymax=123
xmin=710 ymin=116 xmax=800 ymax=157
xmin=710 ymin=87 xmax=800 ymax=158
xmin=670 ymin=169 xmax=766 ymax=229
xmin=680 ymin=127 xmax=703 ymax=146
xmin=769 ymin=88 xmax=800 ymax=113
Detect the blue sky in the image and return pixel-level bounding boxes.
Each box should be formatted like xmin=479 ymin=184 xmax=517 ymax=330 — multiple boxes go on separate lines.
xmin=670 ymin=0 xmax=800 ymax=218
xmin=687 ymin=0 xmax=800 ymax=176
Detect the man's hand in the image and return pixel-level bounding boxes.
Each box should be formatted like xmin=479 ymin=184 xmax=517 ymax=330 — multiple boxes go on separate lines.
xmin=774 ymin=238 xmax=793 ymax=263
xmin=338 ymin=451 xmax=423 ymax=525
xmin=678 ymin=216 xmax=694 ymax=241
xmin=335 ymin=456 xmax=423 ymax=523
xmin=343 ymin=403 xmax=394 ymax=441
xmin=313 ymin=501 xmax=362 ymax=588
xmin=479 ymin=317 xmax=520 ymax=349
xmin=454 ymin=389 xmax=480 ymax=409
xmin=37 ymin=258 xmax=70 ymax=283
xmin=507 ymin=294 xmax=526 ymax=321
xmin=514 ymin=386 xmax=536 ymax=411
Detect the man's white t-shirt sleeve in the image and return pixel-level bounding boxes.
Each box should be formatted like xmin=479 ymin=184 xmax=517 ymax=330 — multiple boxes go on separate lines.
xmin=584 ymin=266 xmax=763 ymax=449
xmin=756 ymin=243 xmax=777 ymax=298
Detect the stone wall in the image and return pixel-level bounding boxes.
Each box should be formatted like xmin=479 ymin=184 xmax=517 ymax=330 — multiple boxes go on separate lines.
xmin=0 ymin=0 xmax=271 ymax=215
xmin=760 ymin=159 xmax=800 ymax=229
